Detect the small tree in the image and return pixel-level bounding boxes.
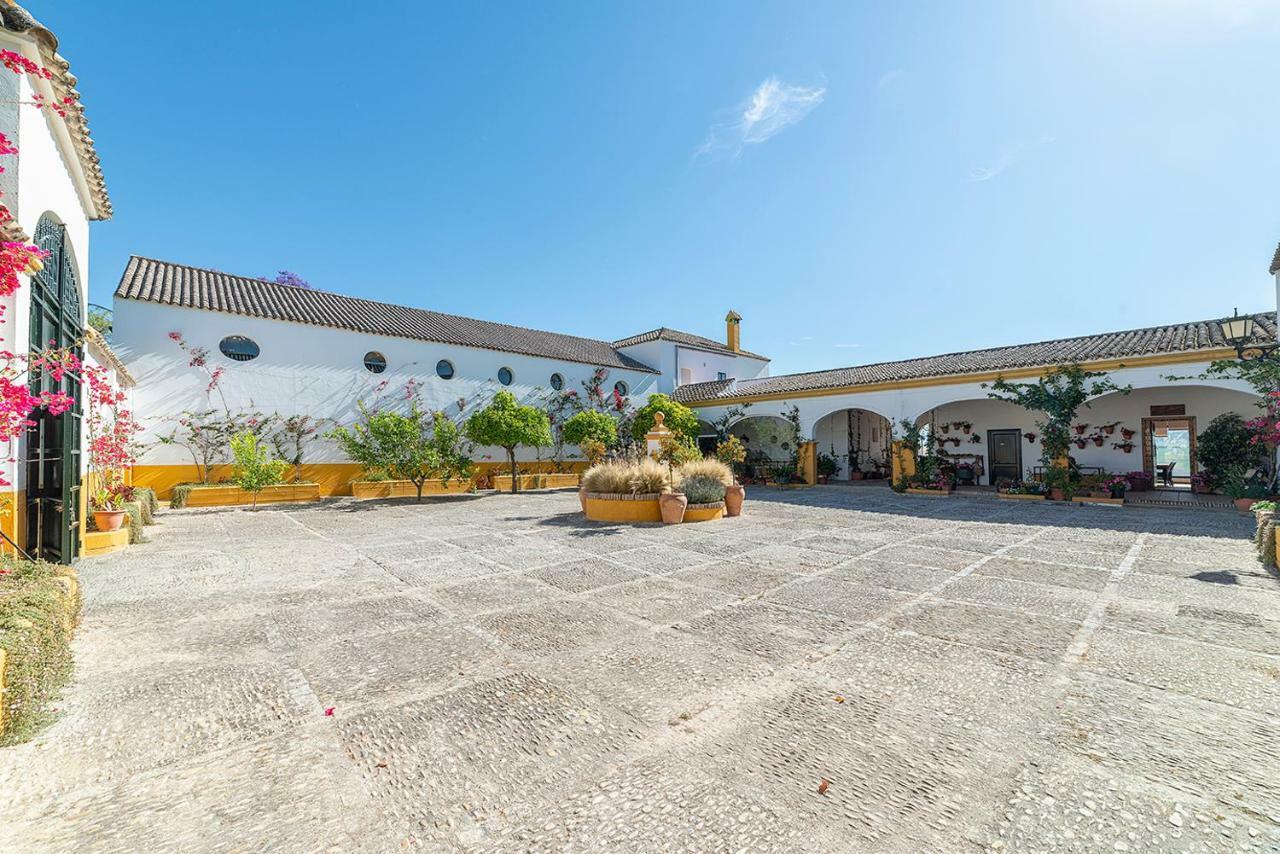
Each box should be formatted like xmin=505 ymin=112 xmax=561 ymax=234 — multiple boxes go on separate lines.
xmin=464 ymin=391 xmax=553 ymax=493
xmin=631 ymin=393 xmax=699 ymax=442
xmin=269 ymin=414 xmax=325 ymax=483
xmin=230 ymin=431 xmax=288 ymax=510
xmin=562 ymin=410 xmax=618 ymax=450
xmin=986 ymin=364 xmax=1127 ymax=485
xmin=329 ymin=402 xmax=469 ymax=502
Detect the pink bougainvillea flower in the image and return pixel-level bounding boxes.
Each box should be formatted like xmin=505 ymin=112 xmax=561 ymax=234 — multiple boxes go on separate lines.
xmin=323 ymin=707 xmax=335 ymax=717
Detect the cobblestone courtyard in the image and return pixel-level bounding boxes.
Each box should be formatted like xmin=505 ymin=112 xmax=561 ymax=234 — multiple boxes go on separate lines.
xmin=2 ymin=488 xmax=1278 ymax=852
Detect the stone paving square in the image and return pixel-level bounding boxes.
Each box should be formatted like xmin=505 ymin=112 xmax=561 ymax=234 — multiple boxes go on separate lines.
xmin=1 ymin=488 xmax=1278 ymax=852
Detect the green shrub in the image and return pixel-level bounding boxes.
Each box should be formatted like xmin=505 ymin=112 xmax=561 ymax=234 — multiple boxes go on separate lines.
xmin=133 ymin=487 xmax=157 ymax=524
xmin=678 ymin=458 xmax=734 ymax=487
xmin=1198 ymin=414 xmax=1263 ymax=489
xmin=631 ymin=394 xmax=699 ymax=442
xmin=0 ymin=559 xmax=80 ymax=745
xmin=682 ymin=474 xmax=726 ymax=504
xmin=562 ymin=410 xmax=618 ymax=448
xmin=122 ymin=501 xmax=147 ymax=544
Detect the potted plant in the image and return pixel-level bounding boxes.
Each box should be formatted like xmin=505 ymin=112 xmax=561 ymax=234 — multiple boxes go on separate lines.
xmin=1112 ymin=441 xmax=1135 ymax=454
xmin=1073 ymin=437 xmax=1088 ymax=450
xmin=940 ymin=422 xmax=951 ymax=434
xmin=1103 ymin=475 xmax=1129 ymax=500
xmin=1072 ymin=423 xmax=1089 ymax=435
xmin=1100 ymin=421 xmax=1121 ymax=435
xmin=716 ymin=435 xmax=747 ymax=516
xmin=1125 ymin=471 xmax=1153 ymax=492
xmin=91 ymin=488 xmax=127 ymax=532
xmin=970 ymin=433 xmax=982 ymax=444
xmin=1044 ymin=466 xmax=1072 ymax=501
xmin=1251 ymin=499 xmax=1277 ymax=525
xmin=958 ymin=421 xmax=972 ymax=434
xmin=1120 ymin=427 xmax=1136 ymax=440
xmin=1224 ymin=467 xmax=1268 ymax=513
xmin=1190 ymin=471 xmax=1212 ymax=494
xmin=816 ymin=450 xmax=840 ymax=484
xmin=1024 ymin=432 xmax=1037 ymax=443
xmin=1090 ymin=434 xmax=1105 ymax=447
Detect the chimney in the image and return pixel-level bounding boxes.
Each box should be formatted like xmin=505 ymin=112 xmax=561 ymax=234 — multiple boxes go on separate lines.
xmin=725 ymin=310 xmax=742 ymax=353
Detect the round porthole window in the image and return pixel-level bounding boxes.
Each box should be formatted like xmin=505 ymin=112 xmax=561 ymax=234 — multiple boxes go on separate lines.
xmin=436 ymin=359 xmax=455 ymax=380
xmin=498 ymin=367 xmax=514 ymax=386
xmin=549 ymin=372 xmax=564 ymax=391
xmin=613 ymin=380 xmax=629 ymax=397
xmin=363 ymin=351 xmax=387 ymax=374
xmin=218 ymin=335 xmax=260 ymax=362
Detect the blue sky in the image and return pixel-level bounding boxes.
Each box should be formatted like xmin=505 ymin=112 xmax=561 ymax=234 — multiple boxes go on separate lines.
xmin=53 ymin=0 xmax=1280 ymax=374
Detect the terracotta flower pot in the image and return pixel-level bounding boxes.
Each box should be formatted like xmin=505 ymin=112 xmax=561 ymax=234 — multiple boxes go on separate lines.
xmin=724 ymin=484 xmax=745 ymax=516
xmin=1234 ymin=498 xmax=1256 ymax=513
xmin=94 ymin=509 xmax=125 ymax=532
xmin=851 ymin=472 xmax=864 ymax=481
xmin=1091 ymin=437 xmax=1104 ymax=447
xmin=659 ymin=492 xmax=688 ymax=524
xmin=1050 ymin=488 xmax=1066 ymax=501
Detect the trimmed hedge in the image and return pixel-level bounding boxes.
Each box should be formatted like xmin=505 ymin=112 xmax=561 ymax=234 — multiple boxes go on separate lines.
xmin=122 ymin=502 xmax=146 ymax=544
xmin=0 ymin=559 xmax=80 ymax=745
xmin=133 ymin=487 xmax=157 ymax=525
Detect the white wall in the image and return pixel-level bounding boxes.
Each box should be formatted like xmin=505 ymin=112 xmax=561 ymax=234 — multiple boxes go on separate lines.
xmin=614 ymin=339 xmax=768 ymax=394
xmin=113 ymin=300 xmax=662 ymax=467
xmin=0 ymin=34 xmax=96 ymax=490
xmin=692 ymin=361 xmax=1260 ymax=484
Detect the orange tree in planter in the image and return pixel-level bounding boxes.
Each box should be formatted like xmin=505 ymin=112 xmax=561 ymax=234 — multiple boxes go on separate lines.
xmin=464 ymin=391 xmax=553 ymax=494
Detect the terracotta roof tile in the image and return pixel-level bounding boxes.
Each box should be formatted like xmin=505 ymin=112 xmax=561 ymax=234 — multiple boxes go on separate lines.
xmin=114 ymin=257 xmax=659 ymax=374
xmin=613 ymin=327 xmax=769 ymax=361
xmin=672 ymin=313 xmax=1276 ymax=403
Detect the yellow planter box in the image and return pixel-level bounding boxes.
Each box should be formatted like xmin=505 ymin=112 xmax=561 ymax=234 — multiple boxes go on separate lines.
xmin=1072 ymin=495 xmax=1125 ymax=506
xmin=906 ymin=488 xmax=953 ymax=497
xmin=683 ymin=502 xmax=725 ymax=523
xmin=491 ymin=473 xmax=580 ymax=491
xmin=583 ymin=494 xmax=662 ymax=523
xmin=181 ymin=482 xmax=322 ymax=508
xmin=83 ymin=528 xmax=129 ymax=557
xmin=349 ymin=479 xmax=473 ymax=500
xmin=998 ymin=492 xmax=1046 ymax=501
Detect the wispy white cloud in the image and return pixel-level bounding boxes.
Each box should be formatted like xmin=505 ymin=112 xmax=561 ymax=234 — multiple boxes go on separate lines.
xmin=875 ymin=69 xmax=905 ymax=92
xmin=695 ymin=77 xmax=826 ymax=160
xmin=968 ymin=134 xmax=1055 ymax=182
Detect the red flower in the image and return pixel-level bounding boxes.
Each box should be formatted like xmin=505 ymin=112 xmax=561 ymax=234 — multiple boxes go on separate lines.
xmin=323 ymin=707 xmax=335 ymax=717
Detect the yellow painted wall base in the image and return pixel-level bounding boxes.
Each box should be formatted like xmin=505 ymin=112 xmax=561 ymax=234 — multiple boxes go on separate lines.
xmin=583 ymin=495 xmax=663 ymax=523
xmin=997 ymin=492 xmax=1046 ymax=501
xmin=491 ymin=473 xmax=580 ymax=491
xmin=350 ymin=479 xmax=473 ymax=500
xmin=683 ymin=503 xmax=725 ymax=523
xmin=0 ymin=489 xmax=25 ymax=557
xmin=180 ymin=483 xmax=322 ymax=508
xmin=83 ymin=528 xmax=129 ymax=557
xmin=905 ymin=487 xmax=952 ymax=496
xmin=134 ymin=461 xmax=590 ymax=501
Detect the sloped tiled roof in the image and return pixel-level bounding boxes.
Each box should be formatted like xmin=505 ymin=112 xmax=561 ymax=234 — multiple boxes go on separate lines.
xmin=672 ymin=312 xmax=1275 ymax=403
xmin=1269 ymin=243 xmax=1280 ymax=275
xmin=613 ymin=327 xmax=770 ymax=361
xmin=115 ymin=257 xmax=659 ymax=373
xmin=1 ymin=3 xmax=111 ymax=219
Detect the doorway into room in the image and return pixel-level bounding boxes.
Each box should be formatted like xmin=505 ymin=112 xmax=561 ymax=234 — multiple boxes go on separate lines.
xmin=987 ymin=429 xmax=1022 ymax=485
xmin=1142 ymin=416 xmax=1196 ymax=488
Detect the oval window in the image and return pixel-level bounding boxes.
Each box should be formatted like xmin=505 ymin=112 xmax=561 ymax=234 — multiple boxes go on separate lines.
xmin=363 ymin=351 xmax=387 ymax=374
xmin=498 ymin=367 xmax=514 ymax=386
xmin=613 ymin=380 xmax=629 ymax=397
xmin=549 ymin=372 xmax=564 ymax=391
xmin=219 ymin=335 xmax=260 ymax=362
xmin=436 ymin=359 xmax=455 ymax=380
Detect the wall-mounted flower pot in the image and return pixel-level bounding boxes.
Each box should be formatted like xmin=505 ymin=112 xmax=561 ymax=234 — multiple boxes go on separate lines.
xmin=1073 ymin=424 xmax=1089 ymax=435
xmin=1024 ymin=433 xmax=1037 ymax=443
xmin=93 ymin=509 xmax=125 ymax=532
xmin=1091 ymin=436 xmax=1105 ymax=447
xmin=1121 ymin=429 xmax=1135 ymax=440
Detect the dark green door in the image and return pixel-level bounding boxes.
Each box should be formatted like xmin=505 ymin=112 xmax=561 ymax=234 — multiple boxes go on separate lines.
xmin=25 ymin=218 xmax=83 ymax=564
xmin=987 ymin=429 xmax=1022 ymax=486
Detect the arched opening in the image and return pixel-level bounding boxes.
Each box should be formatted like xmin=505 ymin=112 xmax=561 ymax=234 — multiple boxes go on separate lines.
xmin=811 ymin=407 xmax=894 ymax=481
xmin=725 ymin=414 xmax=796 ymax=484
xmin=695 ymin=419 xmax=717 ymax=456
xmin=26 ymin=215 xmax=84 ymax=563
xmin=914 ymin=399 xmax=1031 ymax=487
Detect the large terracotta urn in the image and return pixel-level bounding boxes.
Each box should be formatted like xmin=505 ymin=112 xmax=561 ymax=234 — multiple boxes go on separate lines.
xmin=659 ymin=492 xmax=688 ymax=524
xmin=724 ymin=484 xmax=745 ymax=517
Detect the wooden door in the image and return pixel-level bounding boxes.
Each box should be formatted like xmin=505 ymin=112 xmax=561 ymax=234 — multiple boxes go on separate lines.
xmin=987 ymin=429 xmax=1022 ymax=485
